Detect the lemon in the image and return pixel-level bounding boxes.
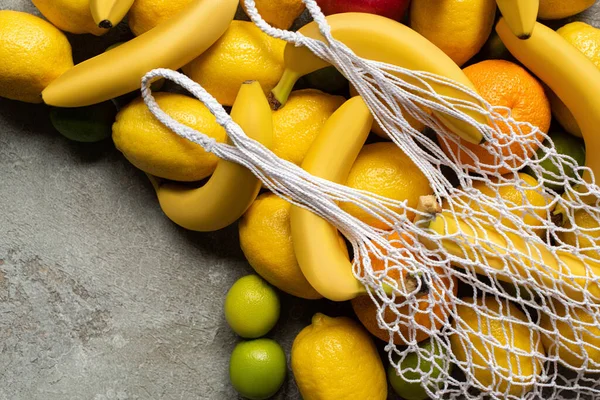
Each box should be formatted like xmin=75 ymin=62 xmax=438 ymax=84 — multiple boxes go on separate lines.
xmin=128 ymin=0 xmax=193 ymax=36
xmin=230 ymin=339 xmax=287 ymax=400
xmin=0 ymin=11 xmax=73 ymax=104
xmin=50 ymin=101 xmax=117 ymax=143
xmin=538 ymin=0 xmax=595 ymax=19
xmin=291 ymin=313 xmax=387 ymax=400
xmin=550 ymin=22 xmax=600 ymax=138
xmin=239 ymin=193 xmax=323 ymax=300
xmin=224 ymin=275 xmax=280 ymax=338
xmin=112 ymin=93 xmax=227 ymax=182
xmin=410 ymin=0 xmax=496 ymax=66
xmin=540 ymin=301 xmax=600 ymax=370
xmin=340 ymin=142 xmax=433 ymax=229
xmin=242 ymin=0 xmax=306 ymax=30
xmin=272 ymin=89 xmax=345 ymax=166
xmin=32 ymin=0 xmax=106 ymax=36
xmin=182 ymin=21 xmax=286 ymax=107
xmin=557 ymin=208 xmax=600 ymax=260
xmin=451 ymin=297 xmax=545 ymax=397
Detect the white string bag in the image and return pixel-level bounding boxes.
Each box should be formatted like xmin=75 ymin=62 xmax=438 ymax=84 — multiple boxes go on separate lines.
xmin=140 ymin=1 xmax=600 ymax=398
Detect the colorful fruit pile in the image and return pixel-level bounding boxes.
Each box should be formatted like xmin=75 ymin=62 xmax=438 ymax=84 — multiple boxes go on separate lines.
xmin=1 ymin=0 xmax=600 ymax=398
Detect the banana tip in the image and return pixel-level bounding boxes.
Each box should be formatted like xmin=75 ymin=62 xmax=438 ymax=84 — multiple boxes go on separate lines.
xmin=99 ymin=20 xmax=113 ymax=29
xmin=518 ymin=33 xmax=532 ymax=40
xmin=268 ymin=92 xmax=282 ymax=111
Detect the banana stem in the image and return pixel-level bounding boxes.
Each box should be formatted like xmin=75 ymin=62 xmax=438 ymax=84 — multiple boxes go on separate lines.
xmin=269 ymin=69 xmax=301 ymax=109
xmin=414 ymin=195 xmax=442 ymax=227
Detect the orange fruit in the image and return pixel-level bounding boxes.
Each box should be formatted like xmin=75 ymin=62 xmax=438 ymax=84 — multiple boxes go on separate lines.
xmin=439 ymin=60 xmax=551 ymax=175
xmin=351 ymin=232 xmax=457 ymax=345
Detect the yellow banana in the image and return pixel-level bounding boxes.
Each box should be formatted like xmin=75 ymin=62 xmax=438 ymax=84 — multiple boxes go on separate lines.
xmin=495 ymin=0 xmax=539 ymax=39
xmin=148 ymin=81 xmax=273 ymax=232
xmin=270 ymin=12 xmax=488 ymax=145
xmin=90 ymin=0 xmax=135 ymax=29
xmin=42 ymin=0 xmax=238 ymax=107
xmin=290 ymin=96 xmax=373 ymax=301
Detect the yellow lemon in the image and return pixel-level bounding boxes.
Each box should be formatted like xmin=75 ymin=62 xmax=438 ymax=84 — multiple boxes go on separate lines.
xmin=242 ymin=0 xmax=306 ymax=30
xmin=32 ymin=0 xmax=106 ymax=36
xmin=128 ymin=0 xmax=193 ymax=36
xmin=112 ymin=93 xmax=226 ymax=182
xmin=182 ymin=21 xmax=286 ymax=107
xmin=549 ymin=22 xmax=600 ymax=138
xmin=272 ymin=89 xmax=345 ymax=166
xmin=538 ymin=0 xmax=596 ymax=19
xmin=340 ymin=142 xmax=433 ymax=229
xmin=0 ymin=11 xmax=73 ymax=103
xmin=410 ymin=0 xmax=496 ymax=66
xmin=557 ymin=208 xmax=600 ymax=260
xmin=451 ymin=297 xmax=545 ymax=397
xmin=291 ymin=313 xmax=388 ymax=400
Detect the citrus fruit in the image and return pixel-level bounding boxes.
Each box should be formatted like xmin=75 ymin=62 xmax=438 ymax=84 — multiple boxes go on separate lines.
xmin=538 ymin=0 xmax=595 ymax=19
xmin=229 ymin=338 xmax=287 ymax=400
xmin=182 ymin=21 xmax=286 ymax=107
xmin=439 ymin=60 xmax=551 ymax=175
xmin=302 ymin=66 xmax=349 ymax=96
xmin=239 ymin=193 xmax=324 ymax=300
xmin=32 ymin=0 xmax=106 ymax=35
xmin=540 ymin=301 xmax=600 ymax=370
xmin=388 ymin=340 xmax=452 ymax=400
xmin=410 ymin=0 xmax=496 ymax=66
xmin=451 ymin=297 xmax=545 ymax=396
xmin=50 ymin=101 xmax=117 ymax=143
xmin=0 ymin=11 xmax=74 ymax=104
xmin=128 ymin=0 xmax=193 ymax=36
xmin=271 ymin=89 xmax=345 ymax=166
xmin=291 ymin=313 xmax=387 ymax=400
xmin=340 ymin=142 xmax=433 ymax=228
xmin=557 ymin=208 xmax=600 ymax=260
xmin=550 ymin=22 xmax=600 ymax=138
xmin=242 ymin=0 xmax=306 ymax=30
xmin=112 ymin=93 xmax=227 ymax=182
xmin=224 ymin=275 xmax=280 ymax=338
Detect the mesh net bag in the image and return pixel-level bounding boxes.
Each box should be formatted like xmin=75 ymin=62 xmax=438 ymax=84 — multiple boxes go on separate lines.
xmin=140 ymin=1 xmax=600 ymax=398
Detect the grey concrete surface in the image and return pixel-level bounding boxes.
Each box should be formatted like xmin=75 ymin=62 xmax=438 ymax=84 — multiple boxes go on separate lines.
xmin=1 ymin=1 xmax=600 ymax=399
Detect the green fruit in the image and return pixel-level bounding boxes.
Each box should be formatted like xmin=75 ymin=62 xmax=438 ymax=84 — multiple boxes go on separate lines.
xmin=302 ymin=66 xmax=349 ymax=95
xmin=224 ymin=275 xmax=280 ymax=338
xmin=229 ymin=339 xmax=287 ymax=400
xmin=388 ymin=340 xmax=451 ymax=400
xmin=478 ymin=31 xmax=513 ymax=61
xmin=50 ymin=101 xmax=117 ymax=143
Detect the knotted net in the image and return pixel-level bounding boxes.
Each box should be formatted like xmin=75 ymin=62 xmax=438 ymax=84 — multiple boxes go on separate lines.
xmin=141 ymin=1 xmax=600 ymax=398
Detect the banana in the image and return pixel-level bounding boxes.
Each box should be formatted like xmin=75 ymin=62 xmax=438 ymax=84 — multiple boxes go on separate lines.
xmin=495 ymin=0 xmax=539 ymax=39
xmin=270 ymin=12 xmax=488 ymax=145
xmin=42 ymin=0 xmax=238 ymax=107
xmin=90 ymin=0 xmax=135 ymax=29
xmin=290 ymin=96 xmax=373 ymax=301
xmin=148 ymin=81 xmax=273 ymax=232
xmin=419 ymin=196 xmax=600 ymax=304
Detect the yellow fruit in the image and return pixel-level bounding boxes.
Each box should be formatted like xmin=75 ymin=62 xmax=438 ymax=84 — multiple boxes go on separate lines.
xmin=452 ymin=297 xmax=545 ymax=397
xmin=128 ymin=0 xmax=193 ymax=36
xmin=0 ymin=11 xmax=73 ymax=103
xmin=32 ymin=0 xmax=106 ymax=36
xmin=112 ymin=93 xmax=226 ymax=182
xmin=291 ymin=313 xmax=387 ymax=400
xmin=557 ymin=208 xmax=600 ymax=260
xmin=538 ymin=0 xmax=596 ymax=19
xmin=410 ymin=0 xmax=496 ymax=66
xmin=340 ymin=142 xmax=433 ymax=229
xmin=272 ymin=89 xmax=345 ymax=166
xmin=242 ymin=0 xmax=306 ymax=30
xmin=182 ymin=21 xmax=286 ymax=107
xmin=550 ymin=22 xmax=600 ymax=138
xmin=239 ymin=193 xmax=322 ymax=300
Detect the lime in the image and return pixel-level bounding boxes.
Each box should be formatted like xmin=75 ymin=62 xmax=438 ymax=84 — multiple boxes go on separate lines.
xmin=388 ymin=340 xmax=451 ymax=400
xmin=477 ymin=30 xmax=513 ymax=62
xmin=50 ymin=101 xmax=117 ymax=143
xmin=224 ymin=275 xmax=280 ymax=338
xmin=229 ymin=339 xmax=287 ymax=400
xmin=301 ymin=66 xmax=349 ymax=95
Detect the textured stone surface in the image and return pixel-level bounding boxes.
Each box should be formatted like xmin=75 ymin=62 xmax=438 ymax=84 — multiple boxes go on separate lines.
xmin=1 ymin=1 xmax=600 ymax=399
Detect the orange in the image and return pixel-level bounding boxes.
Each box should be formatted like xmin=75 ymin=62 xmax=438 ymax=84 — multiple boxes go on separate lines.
xmin=439 ymin=60 xmax=551 ymax=175
xmin=351 ymin=232 xmax=457 ymax=345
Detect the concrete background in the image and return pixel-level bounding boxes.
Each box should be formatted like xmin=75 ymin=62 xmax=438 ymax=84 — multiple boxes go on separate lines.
xmin=1 ymin=1 xmax=599 ymax=399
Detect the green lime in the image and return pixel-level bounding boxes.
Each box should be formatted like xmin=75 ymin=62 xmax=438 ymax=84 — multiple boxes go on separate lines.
xmin=478 ymin=31 xmax=514 ymax=61
xmin=302 ymin=66 xmax=349 ymax=95
xmin=50 ymin=101 xmax=117 ymax=143
xmin=224 ymin=275 xmax=280 ymax=338
xmin=388 ymin=340 xmax=451 ymax=400
xmin=229 ymin=339 xmax=287 ymax=400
